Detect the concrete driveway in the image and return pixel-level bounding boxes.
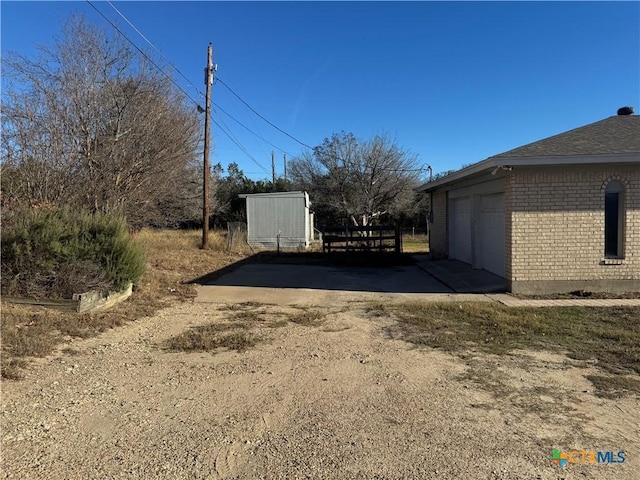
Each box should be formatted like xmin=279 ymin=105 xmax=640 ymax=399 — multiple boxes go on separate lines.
xmin=193 ymin=256 xmax=497 ymax=306
xmin=200 ymin=263 xmax=451 ymax=293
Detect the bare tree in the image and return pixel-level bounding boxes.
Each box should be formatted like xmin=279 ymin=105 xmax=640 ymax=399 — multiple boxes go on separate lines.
xmin=1 ymin=15 xmax=201 ymax=227
xmin=289 ymin=132 xmax=423 ymax=226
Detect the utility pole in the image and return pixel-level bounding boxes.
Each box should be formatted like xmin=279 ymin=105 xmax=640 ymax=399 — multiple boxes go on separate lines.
xmin=202 ymin=43 xmax=214 ymax=249
xmin=283 ymin=154 xmax=287 ymax=182
xmin=271 ymin=150 xmax=276 ymax=184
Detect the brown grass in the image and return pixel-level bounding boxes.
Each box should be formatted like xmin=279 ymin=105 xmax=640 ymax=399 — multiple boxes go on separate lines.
xmin=161 ymin=303 xmax=325 ymax=354
xmin=401 ymin=233 xmax=429 ymax=253
xmin=133 ymin=228 xmax=252 ymax=301
xmin=5 ymin=228 xmax=638 ymax=402
xmin=288 ymin=309 xmax=326 ymax=327
xmin=162 ymin=302 xmax=338 ymax=355
xmin=370 ymin=301 xmax=640 ymax=397
xmin=1 ymin=229 xmax=252 ymax=379
xmin=163 ymin=322 xmax=258 ymax=353
xmin=585 ymin=374 xmax=640 ymax=399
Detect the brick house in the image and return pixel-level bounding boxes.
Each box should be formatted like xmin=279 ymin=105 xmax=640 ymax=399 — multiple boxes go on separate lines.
xmin=419 ymin=111 xmax=640 ymax=294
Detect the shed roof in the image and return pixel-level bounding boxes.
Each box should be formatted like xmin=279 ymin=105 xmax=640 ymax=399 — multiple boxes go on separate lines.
xmin=238 ymin=191 xmax=308 ymax=199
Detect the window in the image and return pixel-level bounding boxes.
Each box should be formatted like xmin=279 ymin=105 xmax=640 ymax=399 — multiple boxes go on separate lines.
xmin=604 ymin=181 xmax=624 ymax=258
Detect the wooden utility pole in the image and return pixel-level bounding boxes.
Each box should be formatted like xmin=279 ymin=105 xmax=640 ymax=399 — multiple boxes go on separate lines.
xmin=202 ymin=43 xmax=213 ymax=249
xmin=271 ymin=151 xmax=276 ymax=184
xmin=283 ymin=154 xmax=287 ymax=182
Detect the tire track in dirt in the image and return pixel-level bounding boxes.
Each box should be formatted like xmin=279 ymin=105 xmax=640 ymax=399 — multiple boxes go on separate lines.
xmin=2 ymin=301 xmax=638 ymax=479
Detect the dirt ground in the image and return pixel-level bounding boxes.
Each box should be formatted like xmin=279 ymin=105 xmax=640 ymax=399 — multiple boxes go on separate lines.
xmin=1 ymin=296 xmax=638 ymax=479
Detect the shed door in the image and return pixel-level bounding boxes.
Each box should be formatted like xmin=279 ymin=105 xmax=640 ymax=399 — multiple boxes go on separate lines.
xmin=479 ymin=193 xmax=505 ymax=277
xmin=449 ymin=196 xmax=471 ymax=264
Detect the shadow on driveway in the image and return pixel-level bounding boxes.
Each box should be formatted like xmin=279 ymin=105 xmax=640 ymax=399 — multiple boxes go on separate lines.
xmin=413 ymin=256 xmax=508 ymax=294
xmin=190 ymin=252 xmax=453 ymax=294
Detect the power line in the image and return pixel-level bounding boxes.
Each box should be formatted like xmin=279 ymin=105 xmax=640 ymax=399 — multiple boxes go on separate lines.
xmin=86 ymin=0 xmax=420 ymax=180
xmin=85 ymin=0 xmax=201 ymax=108
xmin=208 ymin=103 xmax=272 ymax=174
xmin=209 ymin=105 xmax=274 ymax=175
xmin=105 ymin=0 xmax=292 ymax=156
xmin=214 ymin=113 xmax=260 ymax=167
xmin=213 ymin=101 xmax=292 ymax=156
xmin=212 ymin=117 xmax=271 ymax=176
xmin=105 ymin=0 xmax=206 ymax=100
xmin=216 ymin=77 xmax=314 ymax=150
xmin=88 ymin=1 xmax=298 ymax=176
xmin=96 ymin=0 xmax=291 ymax=169
xmin=87 ymin=0 xmax=275 ymax=175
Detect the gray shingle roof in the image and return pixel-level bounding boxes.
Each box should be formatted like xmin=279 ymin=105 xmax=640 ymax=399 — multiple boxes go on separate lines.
xmin=491 ymin=115 xmax=640 ymax=158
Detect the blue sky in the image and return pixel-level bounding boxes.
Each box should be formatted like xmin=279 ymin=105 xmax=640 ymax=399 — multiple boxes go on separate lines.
xmin=2 ymin=1 xmax=639 ymax=181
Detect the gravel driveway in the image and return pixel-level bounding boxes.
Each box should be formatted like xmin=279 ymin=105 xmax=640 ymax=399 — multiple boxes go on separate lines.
xmin=2 ymin=297 xmax=638 ymax=479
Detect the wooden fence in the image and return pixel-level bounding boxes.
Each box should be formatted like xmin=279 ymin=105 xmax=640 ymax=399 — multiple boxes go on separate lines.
xmin=321 ymin=225 xmax=402 ymax=253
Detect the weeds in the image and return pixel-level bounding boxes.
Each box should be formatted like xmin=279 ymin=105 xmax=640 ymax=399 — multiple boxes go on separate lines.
xmin=370 ymin=301 xmax=640 ymax=397
xmin=163 ymin=322 xmax=257 ymax=353
xmin=288 ymin=310 xmax=325 ymax=327
xmin=586 ymin=375 xmax=640 ymax=399
xmin=163 ymin=305 xmax=329 ymax=355
xmin=0 ymin=358 xmax=28 ymax=380
xmin=1 ymin=228 xmax=252 ymax=379
xmin=163 ymin=302 xmax=292 ymax=355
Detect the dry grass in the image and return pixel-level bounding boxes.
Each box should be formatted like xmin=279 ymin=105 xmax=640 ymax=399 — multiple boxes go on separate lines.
xmin=401 ymin=233 xmax=429 ymax=253
xmin=1 ymin=229 xmax=252 ymax=379
xmin=288 ymin=309 xmax=326 ymax=327
xmin=585 ymin=374 xmax=640 ymax=399
xmin=133 ymin=228 xmax=252 ymax=301
xmin=370 ymin=301 xmax=640 ymax=397
xmin=163 ymin=322 xmax=258 ymax=353
xmin=516 ymin=291 xmax=640 ymax=300
xmin=162 ymin=304 xmax=325 ymax=354
xmin=5 ymin=228 xmax=638 ymax=402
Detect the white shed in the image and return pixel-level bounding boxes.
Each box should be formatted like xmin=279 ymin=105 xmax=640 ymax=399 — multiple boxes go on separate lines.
xmin=239 ymin=191 xmax=314 ymax=249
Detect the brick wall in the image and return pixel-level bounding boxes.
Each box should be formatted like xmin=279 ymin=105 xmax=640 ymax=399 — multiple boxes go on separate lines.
xmin=507 ymin=164 xmax=640 ymax=292
xmin=429 ymin=190 xmax=448 ymax=258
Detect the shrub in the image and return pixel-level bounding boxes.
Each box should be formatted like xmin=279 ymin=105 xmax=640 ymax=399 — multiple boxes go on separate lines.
xmin=1 ymin=206 xmax=146 ymax=298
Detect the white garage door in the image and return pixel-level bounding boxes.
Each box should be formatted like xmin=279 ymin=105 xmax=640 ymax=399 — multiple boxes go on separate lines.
xmin=479 ymin=193 xmax=505 ymax=277
xmin=449 ymin=196 xmax=472 ymax=264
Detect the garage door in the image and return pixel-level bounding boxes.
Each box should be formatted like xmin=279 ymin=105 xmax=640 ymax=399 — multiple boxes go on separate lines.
xmin=449 ymin=197 xmax=471 ymax=264
xmin=479 ymin=193 xmax=505 ymax=277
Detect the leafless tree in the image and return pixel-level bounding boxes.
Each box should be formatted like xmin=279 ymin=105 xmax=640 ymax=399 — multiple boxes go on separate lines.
xmin=289 ymin=132 xmax=423 ymax=226
xmin=1 ymin=15 xmax=201 ymax=228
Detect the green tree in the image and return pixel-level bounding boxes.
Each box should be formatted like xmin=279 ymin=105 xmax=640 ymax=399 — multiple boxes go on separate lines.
xmin=211 ymin=163 xmax=294 ymax=227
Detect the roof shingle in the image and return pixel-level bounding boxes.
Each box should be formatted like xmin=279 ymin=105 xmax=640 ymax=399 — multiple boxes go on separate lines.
xmin=491 ymin=115 xmax=640 ymax=158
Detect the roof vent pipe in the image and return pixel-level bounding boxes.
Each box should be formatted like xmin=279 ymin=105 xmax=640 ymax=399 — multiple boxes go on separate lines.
xmin=617 ymin=106 xmax=634 ymax=115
